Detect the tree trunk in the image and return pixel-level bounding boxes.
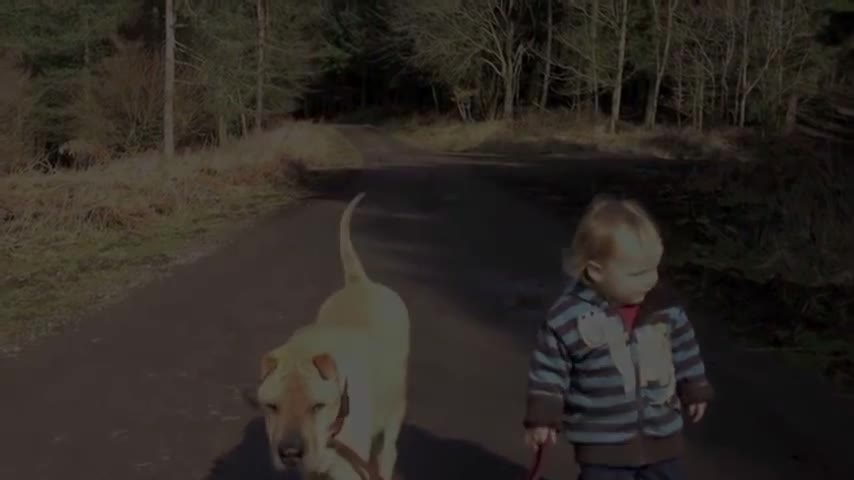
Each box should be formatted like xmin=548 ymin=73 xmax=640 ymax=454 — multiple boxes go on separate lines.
xmin=675 ymin=47 xmax=684 ymax=127
xmin=431 ymin=84 xmax=440 ymax=114
xmin=217 ymin=115 xmax=228 ymax=146
xmin=539 ymin=0 xmax=553 ymax=110
xmin=528 ymin=61 xmax=542 ymax=107
xmin=361 ymin=61 xmax=368 ymax=107
xmin=454 ymin=87 xmax=468 ymax=121
xmin=783 ymin=93 xmax=799 ymax=134
xmin=644 ymin=0 xmax=676 ymax=129
xmin=691 ymin=68 xmax=698 ymax=129
xmin=775 ymin=0 xmax=785 ymax=129
xmin=162 ymin=0 xmax=175 ymax=158
xmin=590 ymin=0 xmax=600 ymax=116
xmin=255 ymin=0 xmax=266 ymax=132
xmin=697 ymin=63 xmax=705 ymax=130
xmin=644 ymin=78 xmax=658 ymax=127
xmin=502 ymin=18 xmax=516 ymax=118
xmin=644 ymin=64 xmax=665 ymax=129
xmin=720 ymin=0 xmax=736 ymax=123
xmin=608 ymin=0 xmax=629 ymax=134
xmin=503 ymin=71 xmax=515 ymax=117
xmin=737 ymin=0 xmax=750 ymax=127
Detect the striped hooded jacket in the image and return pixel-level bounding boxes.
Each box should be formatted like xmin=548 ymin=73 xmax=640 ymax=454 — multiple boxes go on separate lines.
xmin=523 ymin=276 xmax=714 ymax=467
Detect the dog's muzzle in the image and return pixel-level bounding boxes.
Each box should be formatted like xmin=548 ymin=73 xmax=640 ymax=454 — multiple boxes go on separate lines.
xmin=277 ymin=433 xmax=305 ymax=467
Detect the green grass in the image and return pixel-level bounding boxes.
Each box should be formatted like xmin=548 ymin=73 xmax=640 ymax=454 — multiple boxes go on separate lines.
xmin=0 ymin=121 xmax=361 ymax=355
xmin=0 ymin=189 xmax=297 ymax=355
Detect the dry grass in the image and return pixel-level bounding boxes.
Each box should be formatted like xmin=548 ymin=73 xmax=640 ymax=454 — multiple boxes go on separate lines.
xmin=0 ymin=122 xmax=362 ymax=354
xmin=388 ymin=110 xmax=741 ymax=161
xmin=390 ymin=115 xmax=510 ymax=152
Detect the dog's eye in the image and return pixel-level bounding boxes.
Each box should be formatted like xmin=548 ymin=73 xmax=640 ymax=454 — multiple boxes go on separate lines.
xmin=311 ymin=402 xmax=326 ymax=413
xmin=264 ymin=403 xmax=278 ymax=412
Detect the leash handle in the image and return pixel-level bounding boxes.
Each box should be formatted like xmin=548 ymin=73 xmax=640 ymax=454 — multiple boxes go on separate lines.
xmin=525 ymin=444 xmax=546 ymax=480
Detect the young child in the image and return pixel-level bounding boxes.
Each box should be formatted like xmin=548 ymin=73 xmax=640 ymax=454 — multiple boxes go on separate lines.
xmin=522 ymin=195 xmax=714 ymax=480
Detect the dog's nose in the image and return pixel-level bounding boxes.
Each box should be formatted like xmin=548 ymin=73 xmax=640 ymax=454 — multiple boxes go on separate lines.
xmin=277 ymin=436 xmax=304 ymax=462
xmin=277 ymin=445 xmax=304 ymax=462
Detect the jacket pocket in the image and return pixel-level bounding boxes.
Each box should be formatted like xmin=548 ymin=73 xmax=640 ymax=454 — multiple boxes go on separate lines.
xmin=635 ymin=323 xmax=676 ymax=404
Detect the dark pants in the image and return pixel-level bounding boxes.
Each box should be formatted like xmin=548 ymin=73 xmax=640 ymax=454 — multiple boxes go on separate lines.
xmin=577 ymin=458 xmax=685 ymax=480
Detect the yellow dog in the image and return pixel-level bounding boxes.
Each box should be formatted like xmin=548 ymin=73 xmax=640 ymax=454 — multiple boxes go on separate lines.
xmin=257 ymin=193 xmax=410 ymax=480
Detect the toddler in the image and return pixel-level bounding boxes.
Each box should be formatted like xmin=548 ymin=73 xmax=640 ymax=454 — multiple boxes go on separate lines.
xmin=522 ymin=195 xmax=714 ymax=480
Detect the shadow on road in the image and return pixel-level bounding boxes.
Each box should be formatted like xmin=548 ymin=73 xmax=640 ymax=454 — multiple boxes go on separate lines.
xmin=289 ymin=146 xmax=854 ymax=479
xmin=205 ymin=417 xmax=282 ymax=480
xmin=396 ymin=425 xmax=535 ymax=480
xmin=205 ymin=417 xmax=537 ymax=480
xmin=293 ymin=154 xmax=692 ymax=350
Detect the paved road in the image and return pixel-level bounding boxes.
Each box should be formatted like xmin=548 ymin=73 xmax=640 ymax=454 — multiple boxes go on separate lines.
xmin=1 ymin=127 xmax=852 ymax=480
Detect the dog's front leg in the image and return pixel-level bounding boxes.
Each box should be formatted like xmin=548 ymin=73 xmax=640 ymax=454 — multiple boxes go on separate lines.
xmin=326 ymin=456 xmax=365 ymax=480
xmin=375 ymin=402 xmax=405 ymax=480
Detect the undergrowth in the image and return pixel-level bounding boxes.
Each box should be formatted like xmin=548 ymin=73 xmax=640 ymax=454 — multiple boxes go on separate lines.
xmin=402 ymin=111 xmax=854 ymax=390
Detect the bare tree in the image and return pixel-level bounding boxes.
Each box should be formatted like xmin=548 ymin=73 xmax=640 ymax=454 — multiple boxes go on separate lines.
xmin=719 ymin=0 xmax=737 ymax=124
xmin=590 ymin=0 xmax=600 ymax=115
xmin=163 ymin=0 xmax=175 ymax=158
xmin=759 ymin=0 xmax=829 ymax=132
xmin=551 ymin=0 xmax=623 ymax=119
xmin=675 ymin=1 xmax=738 ymax=130
xmin=181 ymin=0 xmax=335 ymax=144
xmin=389 ymin=0 xmax=533 ymax=119
xmin=539 ymin=0 xmax=553 ymax=109
xmin=255 ymin=0 xmax=267 ymax=131
xmin=643 ymin=0 xmax=680 ymax=128
xmin=608 ymin=0 xmax=629 ymax=133
xmin=730 ymin=0 xmax=785 ymax=127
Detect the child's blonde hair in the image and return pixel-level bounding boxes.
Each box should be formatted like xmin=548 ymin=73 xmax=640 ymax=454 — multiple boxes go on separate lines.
xmin=563 ymin=194 xmax=662 ymax=277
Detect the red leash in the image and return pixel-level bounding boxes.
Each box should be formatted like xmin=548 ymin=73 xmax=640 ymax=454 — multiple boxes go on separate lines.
xmin=524 ymin=445 xmax=547 ymax=480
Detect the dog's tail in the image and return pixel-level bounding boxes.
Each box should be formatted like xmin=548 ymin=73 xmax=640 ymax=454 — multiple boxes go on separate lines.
xmin=340 ymin=192 xmax=369 ymax=284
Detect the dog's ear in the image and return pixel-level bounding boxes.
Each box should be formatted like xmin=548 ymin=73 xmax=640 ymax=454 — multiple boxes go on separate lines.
xmin=312 ymin=353 xmax=337 ymax=380
xmin=241 ymin=386 xmax=261 ymax=410
xmin=261 ymin=354 xmax=277 ymax=381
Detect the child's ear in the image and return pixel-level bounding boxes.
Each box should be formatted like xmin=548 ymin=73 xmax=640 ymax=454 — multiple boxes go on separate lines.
xmin=585 ymin=261 xmax=604 ymax=283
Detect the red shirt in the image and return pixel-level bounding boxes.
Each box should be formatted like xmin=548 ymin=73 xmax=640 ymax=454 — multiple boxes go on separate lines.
xmin=618 ymin=304 xmax=641 ymax=331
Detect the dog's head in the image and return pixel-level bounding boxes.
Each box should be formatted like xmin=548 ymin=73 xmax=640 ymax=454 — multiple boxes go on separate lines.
xmin=256 ymin=350 xmax=349 ymax=474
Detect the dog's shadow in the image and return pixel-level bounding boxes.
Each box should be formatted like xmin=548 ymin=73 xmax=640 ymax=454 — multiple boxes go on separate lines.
xmin=205 ymin=417 xmax=542 ymax=480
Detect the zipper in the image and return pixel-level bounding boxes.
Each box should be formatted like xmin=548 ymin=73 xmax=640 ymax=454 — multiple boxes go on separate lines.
xmin=616 ymin=304 xmax=646 ymax=448
xmin=629 ymin=286 xmax=661 ymax=465
xmin=630 ymin=329 xmax=646 ymax=464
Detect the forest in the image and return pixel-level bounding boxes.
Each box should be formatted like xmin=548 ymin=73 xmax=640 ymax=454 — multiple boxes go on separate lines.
xmin=0 ymin=0 xmax=851 ymax=159
xmin=1 ymin=0 xmax=854 ymax=387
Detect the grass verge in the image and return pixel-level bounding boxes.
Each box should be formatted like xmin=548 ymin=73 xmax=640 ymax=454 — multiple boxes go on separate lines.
xmin=387 ymin=110 xmax=741 ymax=161
xmin=0 ymin=122 xmax=363 ymax=355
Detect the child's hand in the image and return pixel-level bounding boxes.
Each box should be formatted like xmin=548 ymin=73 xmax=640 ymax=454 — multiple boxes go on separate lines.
xmin=688 ymin=402 xmax=707 ymax=423
xmin=523 ymin=426 xmax=556 ymax=450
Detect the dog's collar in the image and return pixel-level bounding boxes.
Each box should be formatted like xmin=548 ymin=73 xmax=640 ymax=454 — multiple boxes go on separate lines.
xmin=325 ymin=382 xmax=384 ymax=480
xmin=329 ymin=379 xmax=349 ymax=439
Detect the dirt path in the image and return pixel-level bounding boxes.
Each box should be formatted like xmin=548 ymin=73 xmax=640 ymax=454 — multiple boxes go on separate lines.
xmin=1 ymin=127 xmax=852 ymax=480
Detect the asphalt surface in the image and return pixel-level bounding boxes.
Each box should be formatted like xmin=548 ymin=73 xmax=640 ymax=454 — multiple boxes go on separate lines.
xmin=1 ymin=126 xmax=852 ymax=480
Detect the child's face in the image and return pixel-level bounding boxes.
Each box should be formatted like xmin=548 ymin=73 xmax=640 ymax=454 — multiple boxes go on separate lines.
xmin=587 ymin=226 xmax=662 ymax=305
